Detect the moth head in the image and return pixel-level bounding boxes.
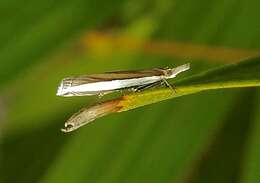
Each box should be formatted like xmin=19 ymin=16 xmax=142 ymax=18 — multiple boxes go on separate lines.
xmin=166 ymin=64 xmax=190 ymax=78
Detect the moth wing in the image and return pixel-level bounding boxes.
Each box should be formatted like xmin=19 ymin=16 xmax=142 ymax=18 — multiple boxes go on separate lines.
xmin=57 ymin=68 xmax=165 ymax=97
xmin=86 ymin=69 xmax=164 ymax=81
xmin=61 ymin=68 xmax=165 ymax=87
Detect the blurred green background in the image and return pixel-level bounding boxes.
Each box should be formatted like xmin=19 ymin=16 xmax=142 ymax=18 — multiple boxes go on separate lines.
xmin=1 ymin=0 xmax=260 ymax=182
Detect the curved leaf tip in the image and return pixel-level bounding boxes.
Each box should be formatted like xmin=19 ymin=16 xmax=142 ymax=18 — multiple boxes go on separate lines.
xmin=62 ymin=57 xmax=260 ymax=132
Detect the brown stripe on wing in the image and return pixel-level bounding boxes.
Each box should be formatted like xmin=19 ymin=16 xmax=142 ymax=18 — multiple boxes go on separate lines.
xmin=87 ymin=68 xmax=165 ymax=80
xmin=65 ymin=68 xmax=165 ymax=86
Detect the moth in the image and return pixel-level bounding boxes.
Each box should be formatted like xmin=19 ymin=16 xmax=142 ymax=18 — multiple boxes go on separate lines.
xmin=56 ymin=63 xmax=190 ymax=97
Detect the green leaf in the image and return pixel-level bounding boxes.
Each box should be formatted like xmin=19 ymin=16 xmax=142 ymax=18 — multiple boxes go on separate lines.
xmin=58 ymin=57 xmax=260 ymax=133
xmin=2 ymin=0 xmax=260 ymax=182
xmin=118 ymin=57 xmax=260 ymax=112
xmin=37 ymin=90 xmax=240 ymax=183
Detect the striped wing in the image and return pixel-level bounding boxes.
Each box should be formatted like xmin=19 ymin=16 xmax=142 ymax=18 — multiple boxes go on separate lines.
xmin=65 ymin=68 xmax=165 ymax=86
xmin=57 ymin=68 xmax=165 ymax=96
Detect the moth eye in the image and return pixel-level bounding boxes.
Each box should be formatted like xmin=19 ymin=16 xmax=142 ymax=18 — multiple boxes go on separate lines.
xmin=165 ymin=69 xmax=172 ymax=76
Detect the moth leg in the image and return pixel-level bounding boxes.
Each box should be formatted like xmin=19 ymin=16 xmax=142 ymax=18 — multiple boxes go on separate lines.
xmin=133 ymin=81 xmax=164 ymax=92
xmin=162 ymin=78 xmax=176 ymax=93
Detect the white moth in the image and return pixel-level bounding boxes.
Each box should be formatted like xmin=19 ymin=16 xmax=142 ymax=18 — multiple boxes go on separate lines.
xmin=56 ymin=63 xmax=190 ymax=97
